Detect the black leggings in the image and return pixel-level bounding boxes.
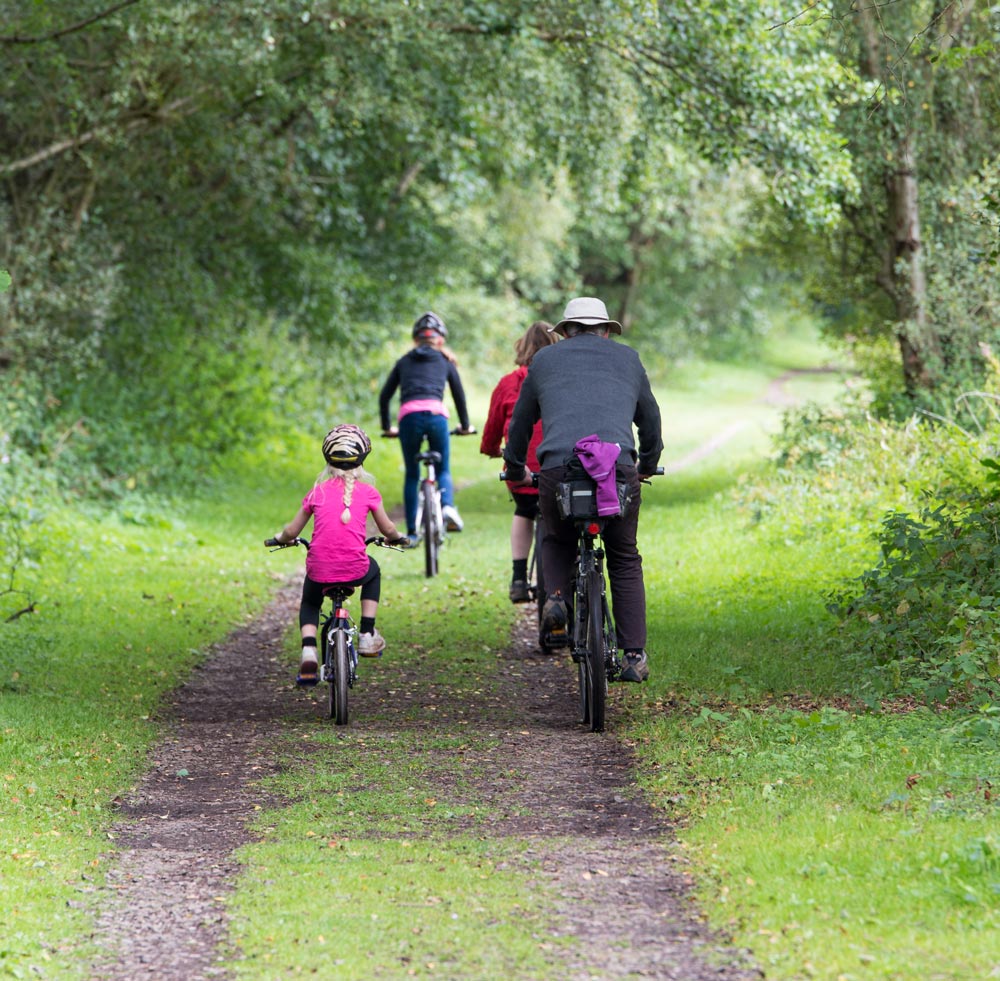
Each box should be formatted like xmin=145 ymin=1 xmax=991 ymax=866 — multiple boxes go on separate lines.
xmin=299 ymin=558 xmax=381 ymax=629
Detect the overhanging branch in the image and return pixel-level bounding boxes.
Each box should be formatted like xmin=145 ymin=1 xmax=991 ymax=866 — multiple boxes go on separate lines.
xmin=0 ymin=0 xmax=142 ymax=45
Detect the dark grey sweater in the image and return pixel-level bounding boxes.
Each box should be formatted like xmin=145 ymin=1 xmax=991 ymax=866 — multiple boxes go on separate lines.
xmin=503 ymin=332 xmax=663 ymax=476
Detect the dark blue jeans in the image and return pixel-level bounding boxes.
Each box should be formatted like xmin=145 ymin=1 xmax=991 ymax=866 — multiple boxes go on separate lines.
xmin=398 ymin=411 xmax=453 ymax=535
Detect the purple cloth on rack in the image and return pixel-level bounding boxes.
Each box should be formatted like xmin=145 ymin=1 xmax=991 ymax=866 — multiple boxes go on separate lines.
xmin=573 ymin=435 xmax=622 ymax=516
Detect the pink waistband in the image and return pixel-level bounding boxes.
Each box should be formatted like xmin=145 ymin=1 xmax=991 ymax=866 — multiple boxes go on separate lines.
xmin=399 ymin=399 xmax=448 ymax=419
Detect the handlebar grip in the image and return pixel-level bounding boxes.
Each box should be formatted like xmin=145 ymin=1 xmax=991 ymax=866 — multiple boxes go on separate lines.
xmin=500 ymin=471 xmax=538 ymax=486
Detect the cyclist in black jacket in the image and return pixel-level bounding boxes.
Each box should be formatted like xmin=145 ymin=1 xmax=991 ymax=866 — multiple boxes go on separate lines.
xmin=504 ymin=297 xmax=663 ymax=683
xmin=380 ymin=312 xmax=475 ymax=545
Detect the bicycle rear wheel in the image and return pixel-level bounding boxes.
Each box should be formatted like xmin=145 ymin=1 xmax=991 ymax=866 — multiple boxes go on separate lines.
xmin=421 ymin=482 xmax=439 ymax=577
xmin=329 ymin=629 xmax=350 ymax=725
xmin=585 ymin=568 xmax=607 ymax=732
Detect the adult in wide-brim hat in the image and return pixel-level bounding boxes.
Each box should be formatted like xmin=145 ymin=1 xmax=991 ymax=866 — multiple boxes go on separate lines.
xmin=552 ymin=296 xmax=624 ymax=337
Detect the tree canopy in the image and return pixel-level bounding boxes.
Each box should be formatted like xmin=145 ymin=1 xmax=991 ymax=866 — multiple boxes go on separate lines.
xmin=1 ymin=1 xmax=997 ymax=485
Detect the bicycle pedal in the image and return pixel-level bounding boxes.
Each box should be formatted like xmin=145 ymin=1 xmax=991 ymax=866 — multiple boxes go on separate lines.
xmin=544 ymin=629 xmax=569 ymax=649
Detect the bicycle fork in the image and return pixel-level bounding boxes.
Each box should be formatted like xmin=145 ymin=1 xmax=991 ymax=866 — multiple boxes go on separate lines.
xmin=322 ymin=608 xmax=359 ymax=686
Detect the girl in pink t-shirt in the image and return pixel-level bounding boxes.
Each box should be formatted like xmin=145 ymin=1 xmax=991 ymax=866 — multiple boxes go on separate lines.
xmin=267 ymin=425 xmax=406 ymax=685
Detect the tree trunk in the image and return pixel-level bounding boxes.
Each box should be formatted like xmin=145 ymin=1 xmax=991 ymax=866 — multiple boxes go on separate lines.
xmin=887 ymin=131 xmax=936 ymax=393
xmin=857 ymin=3 xmax=935 ymax=394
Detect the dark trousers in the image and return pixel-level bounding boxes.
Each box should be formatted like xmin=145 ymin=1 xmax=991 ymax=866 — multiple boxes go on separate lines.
xmin=537 ymin=466 xmax=646 ymax=651
xmin=299 ymin=558 xmax=380 ymax=629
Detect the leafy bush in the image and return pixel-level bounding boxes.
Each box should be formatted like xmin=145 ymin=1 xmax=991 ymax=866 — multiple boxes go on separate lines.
xmin=737 ymin=396 xmax=989 ymax=543
xmin=828 ymin=482 xmax=1000 ymax=705
xmin=740 ymin=392 xmax=1000 ymax=703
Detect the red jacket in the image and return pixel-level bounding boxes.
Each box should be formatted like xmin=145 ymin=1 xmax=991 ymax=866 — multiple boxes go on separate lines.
xmin=480 ymin=366 xmax=542 ymax=495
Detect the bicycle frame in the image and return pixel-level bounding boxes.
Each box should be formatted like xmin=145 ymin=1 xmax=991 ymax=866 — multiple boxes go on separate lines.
xmin=384 ymin=426 xmax=473 ymax=579
xmin=502 ymin=465 xmax=661 ymax=732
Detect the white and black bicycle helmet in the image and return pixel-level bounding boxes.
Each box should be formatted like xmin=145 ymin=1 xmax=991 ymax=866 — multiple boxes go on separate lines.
xmin=322 ymin=424 xmax=372 ymax=470
xmin=412 ymin=311 xmax=447 ymax=341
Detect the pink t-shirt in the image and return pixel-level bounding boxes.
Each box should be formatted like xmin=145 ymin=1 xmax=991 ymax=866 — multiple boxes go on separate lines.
xmin=301 ymin=478 xmax=383 ymax=582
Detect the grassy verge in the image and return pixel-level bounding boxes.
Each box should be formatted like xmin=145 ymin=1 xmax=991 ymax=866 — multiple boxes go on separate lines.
xmin=0 ymin=464 xmax=304 ymax=977
xmin=627 ymin=448 xmax=1000 ymax=980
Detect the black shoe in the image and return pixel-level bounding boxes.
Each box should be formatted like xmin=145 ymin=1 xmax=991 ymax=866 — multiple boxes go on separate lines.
xmin=540 ymin=594 xmax=569 ymax=646
xmin=509 ymin=579 xmax=530 ymax=603
xmin=619 ymin=651 xmax=649 ymax=683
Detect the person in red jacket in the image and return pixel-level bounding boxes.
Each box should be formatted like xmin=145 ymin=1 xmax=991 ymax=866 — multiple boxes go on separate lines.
xmin=480 ymin=321 xmax=558 ymax=602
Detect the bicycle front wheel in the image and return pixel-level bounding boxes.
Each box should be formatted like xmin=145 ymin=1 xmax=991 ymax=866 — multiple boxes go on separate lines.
xmin=421 ymin=482 xmax=439 ymax=577
xmin=585 ymin=568 xmax=607 ymax=732
xmin=329 ymin=629 xmax=350 ymax=725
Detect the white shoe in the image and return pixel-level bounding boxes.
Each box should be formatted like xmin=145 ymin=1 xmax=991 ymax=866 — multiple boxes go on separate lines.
xmin=442 ymin=504 xmax=463 ymax=532
xmin=357 ymin=630 xmax=386 ymax=657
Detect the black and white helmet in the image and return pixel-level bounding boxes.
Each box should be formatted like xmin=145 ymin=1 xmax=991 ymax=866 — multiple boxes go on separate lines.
xmin=322 ymin=424 xmax=372 ymax=469
xmin=412 ymin=311 xmax=447 ymax=341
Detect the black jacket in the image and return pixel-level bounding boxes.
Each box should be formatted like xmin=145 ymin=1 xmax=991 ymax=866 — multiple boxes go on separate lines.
xmin=379 ymin=344 xmax=471 ymax=431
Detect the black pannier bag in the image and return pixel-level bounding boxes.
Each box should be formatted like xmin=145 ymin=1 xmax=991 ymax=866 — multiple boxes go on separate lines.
xmin=555 ymin=454 xmax=631 ymax=521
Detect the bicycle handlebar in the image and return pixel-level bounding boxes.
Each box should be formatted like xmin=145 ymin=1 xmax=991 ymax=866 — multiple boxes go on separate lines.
xmin=265 ymin=535 xmax=407 ymax=552
xmin=499 ymin=466 xmax=663 ymax=483
xmin=381 ymin=426 xmax=476 ymax=437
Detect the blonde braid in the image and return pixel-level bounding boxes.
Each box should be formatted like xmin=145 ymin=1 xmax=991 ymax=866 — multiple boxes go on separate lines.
xmin=340 ymin=469 xmax=358 ymax=523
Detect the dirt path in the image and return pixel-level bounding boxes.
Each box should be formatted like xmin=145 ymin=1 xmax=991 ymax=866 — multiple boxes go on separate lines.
xmin=89 ymin=583 xmax=760 ymax=980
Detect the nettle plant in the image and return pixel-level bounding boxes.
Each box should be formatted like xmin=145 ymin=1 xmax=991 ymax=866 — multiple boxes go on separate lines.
xmin=829 ymin=464 xmax=1000 ymax=705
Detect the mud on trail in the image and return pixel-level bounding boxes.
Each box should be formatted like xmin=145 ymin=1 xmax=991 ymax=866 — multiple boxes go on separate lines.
xmin=88 ymin=578 xmax=761 ymax=981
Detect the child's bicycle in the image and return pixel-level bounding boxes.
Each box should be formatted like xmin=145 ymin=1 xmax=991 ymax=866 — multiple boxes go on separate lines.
xmin=264 ymin=535 xmax=403 ymax=725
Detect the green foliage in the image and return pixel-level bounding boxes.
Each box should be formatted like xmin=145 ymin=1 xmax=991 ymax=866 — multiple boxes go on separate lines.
xmin=0 ymin=0 xmax=862 ymax=497
xmin=0 ymin=377 xmax=61 ymax=621
xmin=829 ymin=485 xmax=1000 ymax=705
xmin=739 ymin=390 xmax=1000 ymax=703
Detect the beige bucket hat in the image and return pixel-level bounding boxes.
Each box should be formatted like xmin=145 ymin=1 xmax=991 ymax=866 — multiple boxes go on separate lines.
xmin=552 ymin=296 xmax=623 ymax=337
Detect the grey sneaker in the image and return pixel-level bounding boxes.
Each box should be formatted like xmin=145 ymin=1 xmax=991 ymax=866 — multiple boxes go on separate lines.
xmin=442 ymin=504 xmax=463 ymax=532
xmin=509 ymin=579 xmax=530 ymax=603
xmin=619 ymin=650 xmax=649 ymax=683
xmin=540 ymin=594 xmax=569 ymax=643
xmin=357 ymin=630 xmax=386 ymax=657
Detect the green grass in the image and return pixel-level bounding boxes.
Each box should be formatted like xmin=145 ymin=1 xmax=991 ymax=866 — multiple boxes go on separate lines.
xmin=632 ymin=707 xmax=1000 ymax=980
xmin=230 ymin=837 xmax=559 ymax=978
